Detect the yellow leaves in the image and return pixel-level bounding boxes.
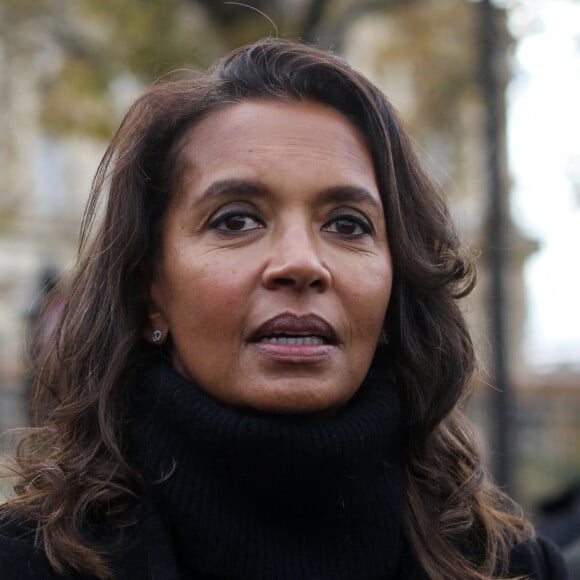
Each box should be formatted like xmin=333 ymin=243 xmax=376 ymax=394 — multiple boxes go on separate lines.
xmin=41 ymin=58 xmax=115 ymax=138
xmin=2 ymin=0 xmax=213 ymax=136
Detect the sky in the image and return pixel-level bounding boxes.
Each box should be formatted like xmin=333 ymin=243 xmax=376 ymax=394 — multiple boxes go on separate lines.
xmin=507 ymin=0 xmax=580 ymax=369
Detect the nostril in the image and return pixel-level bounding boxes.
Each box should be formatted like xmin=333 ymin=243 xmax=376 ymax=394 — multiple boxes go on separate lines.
xmin=275 ymin=277 xmax=296 ymax=287
xmin=272 ymin=275 xmax=324 ymax=290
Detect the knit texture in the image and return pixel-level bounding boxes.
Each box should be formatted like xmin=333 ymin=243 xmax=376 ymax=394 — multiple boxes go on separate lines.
xmin=128 ymin=358 xmax=408 ymax=580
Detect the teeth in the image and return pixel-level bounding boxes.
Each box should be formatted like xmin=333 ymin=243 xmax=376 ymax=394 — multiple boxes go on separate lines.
xmin=259 ymin=336 xmax=325 ymax=345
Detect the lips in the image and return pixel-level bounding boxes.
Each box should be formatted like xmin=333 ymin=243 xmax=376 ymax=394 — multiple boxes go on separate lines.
xmin=250 ymin=313 xmax=338 ymax=345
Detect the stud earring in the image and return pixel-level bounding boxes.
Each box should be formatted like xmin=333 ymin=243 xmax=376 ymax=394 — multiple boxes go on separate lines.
xmin=152 ymin=329 xmax=163 ymax=343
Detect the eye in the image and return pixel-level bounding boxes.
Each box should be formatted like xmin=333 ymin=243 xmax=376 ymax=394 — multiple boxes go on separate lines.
xmin=323 ymin=215 xmax=372 ymax=237
xmin=210 ymin=211 xmax=265 ymax=233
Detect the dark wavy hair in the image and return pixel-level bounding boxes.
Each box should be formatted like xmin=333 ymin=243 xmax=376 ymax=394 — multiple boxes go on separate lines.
xmin=2 ymin=38 xmax=532 ymax=579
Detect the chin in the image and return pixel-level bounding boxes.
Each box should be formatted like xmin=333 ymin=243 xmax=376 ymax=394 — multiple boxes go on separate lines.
xmin=236 ymin=383 xmax=356 ymax=416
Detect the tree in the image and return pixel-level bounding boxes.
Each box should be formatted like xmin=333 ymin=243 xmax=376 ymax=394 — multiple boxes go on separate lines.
xmin=0 ymin=0 xmax=415 ymax=136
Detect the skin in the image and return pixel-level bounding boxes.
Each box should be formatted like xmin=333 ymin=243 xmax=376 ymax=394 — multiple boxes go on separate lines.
xmin=147 ymin=99 xmax=393 ymax=414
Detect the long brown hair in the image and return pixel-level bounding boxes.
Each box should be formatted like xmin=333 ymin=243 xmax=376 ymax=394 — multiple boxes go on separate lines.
xmin=2 ymin=38 xmax=532 ymax=579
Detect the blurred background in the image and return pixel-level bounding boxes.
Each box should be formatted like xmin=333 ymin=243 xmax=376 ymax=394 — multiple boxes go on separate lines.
xmin=0 ymin=0 xmax=579 ymax=559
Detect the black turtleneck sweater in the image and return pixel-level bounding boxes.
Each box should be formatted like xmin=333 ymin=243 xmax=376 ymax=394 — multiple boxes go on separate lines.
xmin=127 ymin=360 xmax=409 ymax=580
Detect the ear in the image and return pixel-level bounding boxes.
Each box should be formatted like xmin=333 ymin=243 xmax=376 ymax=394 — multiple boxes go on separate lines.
xmin=143 ymin=282 xmax=170 ymax=345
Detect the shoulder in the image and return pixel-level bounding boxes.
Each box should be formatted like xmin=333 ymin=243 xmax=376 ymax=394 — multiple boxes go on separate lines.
xmin=0 ymin=515 xmax=63 ymax=580
xmin=508 ymin=535 xmax=570 ymax=579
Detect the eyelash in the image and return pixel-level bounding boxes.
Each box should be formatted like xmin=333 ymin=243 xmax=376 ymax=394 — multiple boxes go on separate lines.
xmin=323 ymin=215 xmax=372 ymax=237
xmin=209 ymin=211 xmax=372 ymax=237
xmin=209 ymin=211 xmax=265 ymax=233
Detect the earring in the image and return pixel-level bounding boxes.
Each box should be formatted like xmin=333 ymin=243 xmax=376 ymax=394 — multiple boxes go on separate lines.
xmin=152 ymin=329 xmax=164 ymax=343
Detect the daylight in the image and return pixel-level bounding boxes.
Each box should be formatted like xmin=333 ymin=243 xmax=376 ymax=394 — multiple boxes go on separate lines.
xmin=508 ymin=0 xmax=580 ymax=368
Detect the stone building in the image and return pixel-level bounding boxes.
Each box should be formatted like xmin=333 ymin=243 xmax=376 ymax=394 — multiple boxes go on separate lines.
xmin=0 ymin=13 xmax=105 ymax=437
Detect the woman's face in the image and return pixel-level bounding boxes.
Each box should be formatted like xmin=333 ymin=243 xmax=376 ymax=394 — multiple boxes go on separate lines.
xmin=148 ymin=100 xmax=393 ymax=414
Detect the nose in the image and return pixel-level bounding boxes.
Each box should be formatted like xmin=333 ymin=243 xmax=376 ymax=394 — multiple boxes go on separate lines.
xmin=261 ymin=228 xmax=331 ymax=292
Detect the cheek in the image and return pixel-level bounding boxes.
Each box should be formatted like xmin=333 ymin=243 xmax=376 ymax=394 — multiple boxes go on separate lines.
xmin=350 ymin=257 xmax=393 ymax=308
xmin=347 ymin=264 xmax=393 ymax=340
xmin=372 ymin=268 xmax=393 ymax=313
xmin=167 ymin=259 xmax=253 ymax=339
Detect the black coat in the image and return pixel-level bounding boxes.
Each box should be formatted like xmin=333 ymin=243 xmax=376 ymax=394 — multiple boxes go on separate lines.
xmin=0 ymin=503 xmax=570 ymax=580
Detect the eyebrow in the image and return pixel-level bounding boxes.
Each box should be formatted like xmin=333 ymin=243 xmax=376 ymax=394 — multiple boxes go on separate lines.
xmin=191 ymin=179 xmax=270 ymax=209
xmin=192 ymin=178 xmax=383 ymax=211
xmin=318 ymin=185 xmax=382 ymax=211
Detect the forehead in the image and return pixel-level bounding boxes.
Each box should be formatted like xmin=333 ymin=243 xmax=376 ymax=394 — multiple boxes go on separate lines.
xmin=170 ymin=99 xmax=377 ymax=193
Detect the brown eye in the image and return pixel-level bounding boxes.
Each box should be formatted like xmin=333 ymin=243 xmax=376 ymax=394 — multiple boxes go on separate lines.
xmin=334 ymin=219 xmax=359 ymax=235
xmin=225 ymin=215 xmax=250 ymax=231
xmin=211 ymin=212 xmax=264 ymax=233
xmin=323 ymin=215 xmax=371 ymax=237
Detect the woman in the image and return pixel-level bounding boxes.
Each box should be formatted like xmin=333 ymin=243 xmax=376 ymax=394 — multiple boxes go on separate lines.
xmin=0 ymin=39 xmax=567 ymax=579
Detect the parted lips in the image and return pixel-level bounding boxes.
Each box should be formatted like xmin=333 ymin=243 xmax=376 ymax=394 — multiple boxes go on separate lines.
xmin=250 ymin=313 xmax=338 ymax=345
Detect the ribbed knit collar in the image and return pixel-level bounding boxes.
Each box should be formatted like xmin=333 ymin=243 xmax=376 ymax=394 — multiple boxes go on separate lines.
xmin=128 ymin=357 xmax=408 ymax=580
